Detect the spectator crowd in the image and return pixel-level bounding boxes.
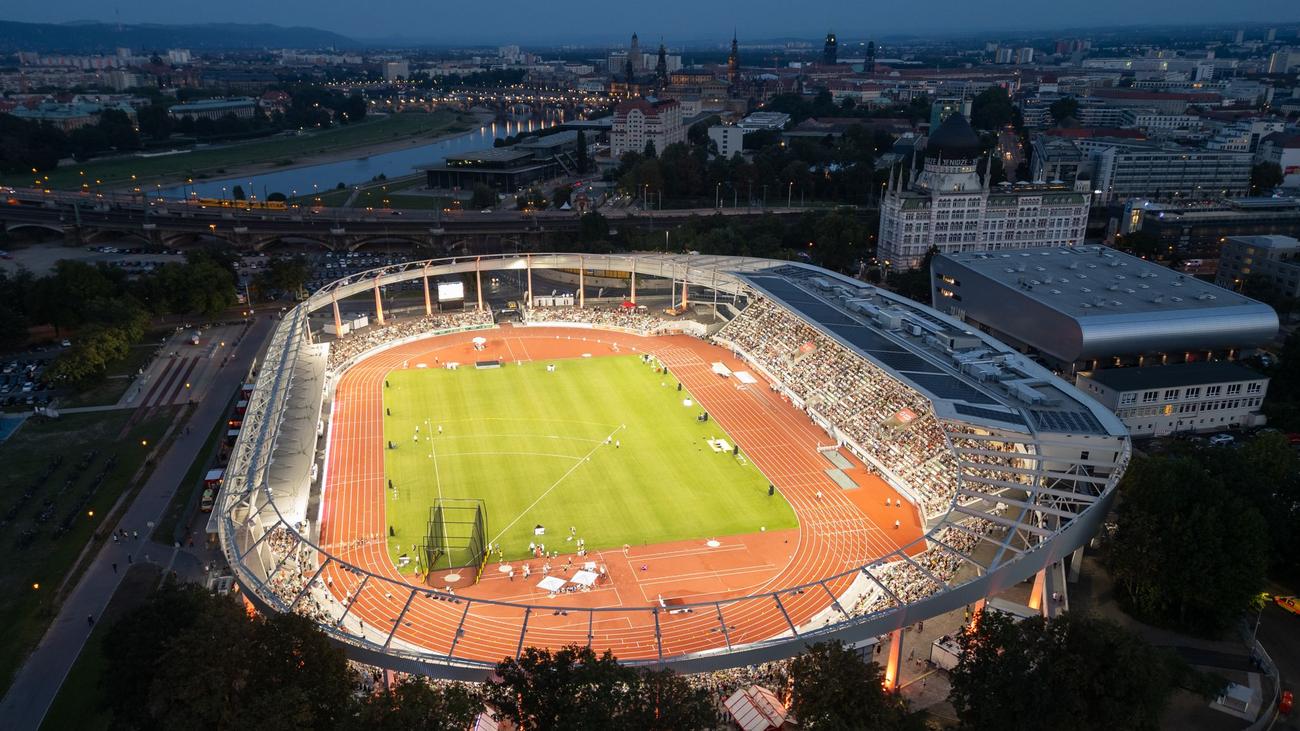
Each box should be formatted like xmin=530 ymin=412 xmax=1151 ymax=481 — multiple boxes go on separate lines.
xmin=523 ymin=306 xmax=667 ymax=332
xmin=327 ymin=311 xmax=493 ymax=370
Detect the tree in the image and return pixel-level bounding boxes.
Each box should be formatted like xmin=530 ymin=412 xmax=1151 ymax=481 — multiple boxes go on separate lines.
xmin=949 ymin=611 xmax=1195 ymax=731
xmin=578 ymin=211 xmax=609 ymax=244
xmin=643 ymin=139 xmax=657 ymax=159
xmin=102 ymin=582 xmax=355 ymax=729
xmin=483 ymin=645 xmax=712 ymax=731
xmin=789 ymin=642 xmax=917 ymax=730
xmin=621 ymin=668 xmax=716 ymax=731
xmin=552 ymin=184 xmax=573 ymax=209
xmin=231 ymin=185 xmax=246 ymax=201
xmin=348 ymin=676 xmax=482 ymax=730
xmin=970 ymin=87 xmax=1014 ymax=130
xmin=1107 ymin=455 xmax=1269 ymax=634
xmin=515 ymin=186 xmax=548 ymax=211
xmin=484 ymin=645 xmax=633 ymax=730
xmin=257 ymin=256 xmax=311 ymax=300
xmin=469 ymin=185 xmax=497 ymax=210
xmin=1049 ymin=97 xmax=1080 ymax=125
xmin=1251 ymin=161 xmax=1283 ymax=194
xmin=888 ymin=245 xmax=940 ymax=303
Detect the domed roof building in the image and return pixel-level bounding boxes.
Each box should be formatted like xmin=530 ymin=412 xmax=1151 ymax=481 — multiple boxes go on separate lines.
xmin=924 ymin=113 xmax=982 ymax=161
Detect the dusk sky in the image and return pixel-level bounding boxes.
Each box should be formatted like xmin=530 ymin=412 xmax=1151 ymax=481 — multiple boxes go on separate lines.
xmin=5 ymin=0 xmax=1299 ymax=43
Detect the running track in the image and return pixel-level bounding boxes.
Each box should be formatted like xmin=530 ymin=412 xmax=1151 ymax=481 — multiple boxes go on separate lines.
xmin=318 ymin=327 xmax=922 ymax=664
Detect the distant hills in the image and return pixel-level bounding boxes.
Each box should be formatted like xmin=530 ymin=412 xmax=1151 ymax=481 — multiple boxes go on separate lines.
xmin=0 ymin=20 xmax=357 ymax=53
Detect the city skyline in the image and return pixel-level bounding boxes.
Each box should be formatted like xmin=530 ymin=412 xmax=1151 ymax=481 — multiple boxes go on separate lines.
xmin=5 ymin=0 xmax=1300 ymax=44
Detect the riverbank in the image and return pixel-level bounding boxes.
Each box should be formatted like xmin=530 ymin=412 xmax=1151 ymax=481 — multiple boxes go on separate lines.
xmin=5 ymin=110 xmax=486 ymax=193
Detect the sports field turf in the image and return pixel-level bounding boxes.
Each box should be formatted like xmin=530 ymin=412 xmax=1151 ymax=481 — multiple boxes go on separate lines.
xmin=381 ymin=355 xmax=798 ymax=569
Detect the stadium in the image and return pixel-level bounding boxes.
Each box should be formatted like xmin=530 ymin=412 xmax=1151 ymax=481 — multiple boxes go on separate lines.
xmin=216 ymin=252 xmax=1130 ymax=680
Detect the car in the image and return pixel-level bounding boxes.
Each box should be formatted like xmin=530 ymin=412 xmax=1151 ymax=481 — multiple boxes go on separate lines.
xmin=1208 ymin=433 xmax=1235 ymax=446
xmin=60 ymin=339 xmax=71 ymax=347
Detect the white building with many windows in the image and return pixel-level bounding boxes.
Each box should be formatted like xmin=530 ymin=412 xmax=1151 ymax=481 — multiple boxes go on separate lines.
xmin=878 ymin=113 xmax=1090 ymax=271
xmin=610 ymin=97 xmax=684 ymax=158
xmin=708 ymin=124 xmax=746 ymax=159
xmin=1075 ymin=362 xmax=1268 ymax=437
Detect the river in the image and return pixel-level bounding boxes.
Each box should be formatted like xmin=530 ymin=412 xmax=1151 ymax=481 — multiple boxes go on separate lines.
xmin=162 ymin=116 xmax=559 ymax=200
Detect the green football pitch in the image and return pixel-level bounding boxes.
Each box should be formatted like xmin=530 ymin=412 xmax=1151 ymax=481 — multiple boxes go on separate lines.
xmin=381 ymin=355 xmax=798 ymax=570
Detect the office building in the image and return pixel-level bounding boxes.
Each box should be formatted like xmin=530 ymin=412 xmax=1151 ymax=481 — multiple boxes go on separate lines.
xmin=929 ymin=98 xmax=972 ymax=131
xmin=1216 ymin=235 xmax=1300 ymax=297
xmin=931 ymin=245 xmax=1278 ymax=372
xmin=609 ymin=97 xmax=684 ymax=158
xmin=422 ymin=131 xmax=581 ymax=192
xmin=167 ymin=97 xmax=257 ymax=120
xmin=383 ymin=61 xmax=410 ymax=81
xmin=708 ymin=125 xmax=746 ymax=159
xmin=1075 ymin=362 xmax=1268 ymax=436
xmin=1123 ymin=197 xmax=1300 ymax=256
xmin=877 ymin=114 xmax=1090 ymax=271
xmin=1045 ymin=136 xmax=1253 ymax=203
xmin=1257 ymin=132 xmax=1300 ymax=189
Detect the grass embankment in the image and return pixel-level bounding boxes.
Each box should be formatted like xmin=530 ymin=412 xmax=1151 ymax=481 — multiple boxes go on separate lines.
xmin=0 ymin=409 xmax=176 ymax=694
xmin=7 ymin=111 xmax=475 ymax=191
xmin=39 ymin=564 xmax=162 ymax=731
xmin=382 ymin=355 xmax=797 ymax=569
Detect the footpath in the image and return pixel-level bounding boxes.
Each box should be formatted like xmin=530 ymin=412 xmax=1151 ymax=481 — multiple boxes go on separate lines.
xmin=0 ymin=316 xmax=274 ymax=731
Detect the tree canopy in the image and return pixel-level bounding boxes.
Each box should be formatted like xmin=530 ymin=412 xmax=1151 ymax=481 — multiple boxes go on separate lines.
xmin=970 ymin=87 xmax=1015 ymax=130
xmin=1106 ymin=454 xmax=1270 ymax=634
xmin=102 ymin=583 xmax=356 ymax=730
xmin=483 ymin=645 xmax=714 ymax=731
xmin=789 ymin=641 xmax=919 ymax=730
xmin=949 ymin=611 xmax=1196 ymax=731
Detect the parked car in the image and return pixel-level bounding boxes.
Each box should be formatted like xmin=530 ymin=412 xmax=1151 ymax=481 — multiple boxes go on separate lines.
xmin=1208 ymin=433 xmax=1235 ymax=447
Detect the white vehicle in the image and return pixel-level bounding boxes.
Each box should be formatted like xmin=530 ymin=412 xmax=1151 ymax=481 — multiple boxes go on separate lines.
xmin=1208 ymin=433 xmax=1235 ymax=446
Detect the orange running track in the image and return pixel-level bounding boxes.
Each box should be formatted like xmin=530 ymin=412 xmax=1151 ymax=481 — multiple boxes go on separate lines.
xmin=318 ymin=326 xmax=923 ymax=664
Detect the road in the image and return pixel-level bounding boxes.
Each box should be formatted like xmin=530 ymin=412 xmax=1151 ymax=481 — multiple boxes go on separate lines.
xmin=0 ymin=315 xmax=274 ymax=731
xmin=1 ymin=187 xmax=815 ymax=242
xmin=1257 ymin=598 xmax=1300 ymax=729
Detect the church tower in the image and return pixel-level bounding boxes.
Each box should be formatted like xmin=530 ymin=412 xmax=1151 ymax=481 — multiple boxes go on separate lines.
xmin=656 ymin=41 xmax=668 ymax=83
xmin=727 ymin=30 xmax=740 ymax=84
xmin=823 ymin=32 xmax=838 ymax=65
xmin=630 ymin=32 xmax=641 ymax=71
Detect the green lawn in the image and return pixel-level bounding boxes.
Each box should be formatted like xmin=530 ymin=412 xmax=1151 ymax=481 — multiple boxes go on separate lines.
xmin=7 ymin=111 xmax=475 ymax=191
xmin=0 ymin=408 xmax=176 ymax=694
xmin=382 ymin=355 xmax=796 ymax=570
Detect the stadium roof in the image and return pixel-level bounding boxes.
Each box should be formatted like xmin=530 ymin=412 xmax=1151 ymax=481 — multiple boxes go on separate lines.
xmin=1082 ymin=361 xmax=1264 ymax=392
xmin=735 ymin=263 xmax=1122 ymax=436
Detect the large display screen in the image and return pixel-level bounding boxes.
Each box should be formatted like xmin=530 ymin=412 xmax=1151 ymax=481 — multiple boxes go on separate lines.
xmin=437 ymin=281 xmax=465 ymax=301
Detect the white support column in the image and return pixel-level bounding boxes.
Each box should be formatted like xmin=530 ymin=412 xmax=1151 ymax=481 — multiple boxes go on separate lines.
xmin=476 ymin=257 xmax=484 ymax=312
xmin=422 ymin=265 xmax=432 ymax=316
xmin=883 ymin=628 xmax=904 ymax=692
xmin=579 ymin=256 xmax=585 ymax=308
xmin=526 ymin=255 xmax=533 ymax=305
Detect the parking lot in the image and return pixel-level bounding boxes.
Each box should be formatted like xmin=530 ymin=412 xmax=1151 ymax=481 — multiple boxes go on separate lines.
xmin=0 ymin=350 xmax=58 ymax=412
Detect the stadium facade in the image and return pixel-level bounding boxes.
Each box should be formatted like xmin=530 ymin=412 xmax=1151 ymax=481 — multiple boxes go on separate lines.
xmin=217 ymin=253 xmax=1130 ymax=679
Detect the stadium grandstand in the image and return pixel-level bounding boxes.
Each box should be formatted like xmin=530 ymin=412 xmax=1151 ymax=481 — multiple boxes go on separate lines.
xmin=216 ymin=253 xmax=1130 ymax=679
